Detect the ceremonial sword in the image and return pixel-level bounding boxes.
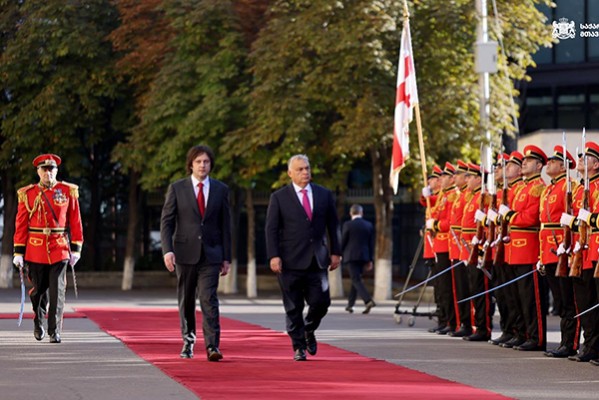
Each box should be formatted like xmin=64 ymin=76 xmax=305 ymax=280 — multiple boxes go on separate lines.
xmin=394 ymin=260 xmax=464 ymax=298
xmin=17 ymin=264 xmax=25 ymax=327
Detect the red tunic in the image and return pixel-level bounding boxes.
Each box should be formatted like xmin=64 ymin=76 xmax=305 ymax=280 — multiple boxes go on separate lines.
xmin=539 ymin=174 xmax=568 ymax=265
xmin=505 ymin=175 xmax=545 ymax=265
xmin=449 ymin=186 xmax=468 ymax=260
xmin=13 ymin=182 xmax=84 ymax=264
xmin=432 ymin=186 xmax=458 ymax=254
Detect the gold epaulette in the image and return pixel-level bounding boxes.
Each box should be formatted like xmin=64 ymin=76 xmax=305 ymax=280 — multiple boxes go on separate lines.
xmin=447 ymin=191 xmax=458 ymax=203
xmin=61 ymin=181 xmax=79 ymax=199
xmin=530 ymin=183 xmax=545 ymax=198
xmin=16 ymin=184 xmax=35 ymax=203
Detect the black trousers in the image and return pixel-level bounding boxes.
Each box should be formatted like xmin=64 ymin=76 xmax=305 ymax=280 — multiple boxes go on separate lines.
xmin=511 ymin=264 xmax=548 ymax=348
xmin=434 ymin=252 xmax=454 ymax=329
xmin=573 ymin=268 xmax=599 ymax=353
xmin=466 ymin=263 xmax=493 ymax=336
xmin=545 ymin=263 xmax=580 ymax=350
xmin=452 ymin=260 xmax=471 ymax=329
xmin=176 ymin=258 xmax=221 ymax=349
xmin=345 ymin=261 xmax=372 ymax=307
xmin=27 ymin=260 xmax=68 ymax=335
xmin=493 ymin=262 xmax=512 ymax=335
xmin=277 ymin=259 xmax=331 ymax=350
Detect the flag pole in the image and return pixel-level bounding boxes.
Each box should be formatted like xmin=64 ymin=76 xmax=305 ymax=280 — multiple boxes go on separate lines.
xmin=402 ymin=1 xmax=430 ymax=212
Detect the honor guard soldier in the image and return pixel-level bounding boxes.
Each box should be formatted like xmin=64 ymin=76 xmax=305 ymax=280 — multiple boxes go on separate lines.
xmin=560 ymin=142 xmax=599 ymax=363
xmin=541 ymin=146 xmax=580 ymax=358
xmin=488 ymin=151 xmax=527 ymax=347
xmin=12 ymin=154 xmax=84 ymax=343
xmin=421 ymin=165 xmax=444 ymax=333
xmin=425 ymin=162 xmax=459 ymax=334
xmin=447 ymin=160 xmax=473 ymax=338
xmin=492 ymin=145 xmax=547 ymax=351
xmin=461 ymin=163 xmax=493 ymax=342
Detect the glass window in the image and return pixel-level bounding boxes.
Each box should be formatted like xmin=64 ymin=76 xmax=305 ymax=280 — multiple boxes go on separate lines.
xmin=589 ymin=91 xmax=599 ymax=130
xmin=588 ymin=0 xmax=599 ymax=61
xmin=555 ymin=0 xmax=584 ymax=63
xmin=533 ymin=4 xmax=553 ymax=65
xmin=557 ymin=92 xmax=585 ymax=129
xmin=522 ymin=94 xmax=554 ymax=133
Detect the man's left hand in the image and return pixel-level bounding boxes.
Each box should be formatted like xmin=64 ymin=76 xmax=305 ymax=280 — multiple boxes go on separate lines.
xmin=220 ymin=261 xmax=231 ymax=276
xmin=366 ymin=261 xmax=374 ymax=272
xmin=329 ymin=255 xmax=341 ymax=271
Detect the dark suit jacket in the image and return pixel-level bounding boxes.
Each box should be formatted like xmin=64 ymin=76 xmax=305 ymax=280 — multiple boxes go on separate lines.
xmin=160 ymin=176 xmax=231 ymax=265
xmin=341 ymin=217 xmax=374 ymax=264
xmin=265 ymin=183 xmax=341 ymax=270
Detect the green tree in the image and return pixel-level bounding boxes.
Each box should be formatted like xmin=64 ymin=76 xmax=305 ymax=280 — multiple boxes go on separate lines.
xmin=0 ymin=0 xmax=121 ymax=285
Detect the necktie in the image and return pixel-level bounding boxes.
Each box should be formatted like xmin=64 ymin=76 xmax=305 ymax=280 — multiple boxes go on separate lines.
xmin=197 ymin=182 xmax=205 ymax=218
xmin=300 ymin=189 xmax=312 ymax=220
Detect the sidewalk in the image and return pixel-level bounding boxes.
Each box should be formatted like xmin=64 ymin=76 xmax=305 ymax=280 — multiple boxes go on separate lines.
xmin=1 ymin=288 xmax=597 ymax=400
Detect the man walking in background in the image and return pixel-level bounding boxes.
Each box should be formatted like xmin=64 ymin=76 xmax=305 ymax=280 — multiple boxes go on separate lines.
xmin=342 ymin=204 xmax=376 ymax=314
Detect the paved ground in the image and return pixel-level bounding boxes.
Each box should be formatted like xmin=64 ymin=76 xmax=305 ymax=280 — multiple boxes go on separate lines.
xmin=1 ymin=288 xmax=598 ymax=400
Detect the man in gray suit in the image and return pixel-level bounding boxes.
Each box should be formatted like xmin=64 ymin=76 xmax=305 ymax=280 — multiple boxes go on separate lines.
xmin=341 ymin=204 xmax=376 ymax=314
xmin=265 ymin=154 xmax=341 ymax=361
xmin=161 ymin=145 xmax=231 ymax=361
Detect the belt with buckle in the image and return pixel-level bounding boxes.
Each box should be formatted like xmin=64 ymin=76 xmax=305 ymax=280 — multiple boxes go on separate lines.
xmin=29 ymin=227 xmax=66 ymax=235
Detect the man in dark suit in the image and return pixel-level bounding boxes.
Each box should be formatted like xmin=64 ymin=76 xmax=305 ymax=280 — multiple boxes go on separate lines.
xmin=265 ymin=154 xmax=341 ymax=361
xmin=341 ymin=204 xmax=376 ymax=314
xmin=160 ymin=144 xmax=231 ymax=361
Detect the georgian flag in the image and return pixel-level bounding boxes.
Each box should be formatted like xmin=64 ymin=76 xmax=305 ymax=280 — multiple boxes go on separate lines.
xmin=390 ymin=19 xmax=419 ymax=194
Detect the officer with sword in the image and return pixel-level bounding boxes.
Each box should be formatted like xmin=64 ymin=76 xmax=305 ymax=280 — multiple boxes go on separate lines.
xmin=12 ymin=154 xmax=83 ymax=343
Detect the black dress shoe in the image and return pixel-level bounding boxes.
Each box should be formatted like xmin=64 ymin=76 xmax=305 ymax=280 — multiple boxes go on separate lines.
xmin=589 ymin=359 xmax=599 ymax=366
xmin=34 ymin=324 xmax=46 ymax=341
xmin=345 ymin=306 xmax=354 ymax=314
xmin=488 ymin=333 xmax=513 ymax=345
xmin=568 ymin=351 xmax=599 ymax=362
xmin=362 ymin=300 xmax=376 ymax=314
xmin=180 ymin=343 xmax=194 ymax=358
xmin=207 ymin=345 xmax=223 ymax=361
xmin=463 ymin=332 xmax=490 ymax=342
xmin=428 ymin=325 xmax=443 ymax=333
xmin=499 ymin=337 xmax=525 ymax=349
xmin=436 ymin=326 xmax=453 ymax=335
xmin=294 ymin=348 xmax=307 ymax=361
xmin=448 ymin=327 xmax=472 ymax=337
xmin=49 ymin=333 xmax=61 ymax=344
xmin=544 ymin=345 xmax=576 ymax=358
xmin=514 ymin=339 xmax=543 ymax=351
xmin=305 ymin=331 xmax=317 ymax=356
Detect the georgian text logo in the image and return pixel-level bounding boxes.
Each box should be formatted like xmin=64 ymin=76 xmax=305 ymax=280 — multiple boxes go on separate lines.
xmin=552 ymin=18 xmax=599 ymax=39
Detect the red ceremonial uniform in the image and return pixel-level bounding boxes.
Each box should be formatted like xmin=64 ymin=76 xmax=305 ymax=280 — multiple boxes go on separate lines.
xmin=449 ymin=186 xmax=468 ymax=260
xmin=432 ymin=185 xmax=459 ymax=253
xmin=504 ymin=174 xmax=545 ymax=265
xmin=539 ymin=174 xmax=568 ymax=265
xmin=13 ymin=182 xmax=84 ymax=264
xmin=572 ymin=174 xmax=599 ymax=269
xmin=460 ymin=188 xmax=485 ymax=262
xmin=420 ymin=193 xmax=438 ymax=259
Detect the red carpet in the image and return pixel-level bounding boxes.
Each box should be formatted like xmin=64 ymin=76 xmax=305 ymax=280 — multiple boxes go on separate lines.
xmin=77 ymin=307 xmax=510 ymax=400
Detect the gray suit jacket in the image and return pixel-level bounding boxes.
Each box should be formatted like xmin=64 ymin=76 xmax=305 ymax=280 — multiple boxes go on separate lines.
xmin=160 ymin=176 xmax=231 ymax=265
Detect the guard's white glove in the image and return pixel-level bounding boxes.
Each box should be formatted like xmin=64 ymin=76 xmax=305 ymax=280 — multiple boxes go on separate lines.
xmin=69 ymin=253 xmax=81 ymax=267
xmin=474 ymin=209 xmax=487 ymax=224
xmin=535 ymin=261 xmax=543 ymax=272
xmin=13 ymin=255 xmax=23 ymax=268
xmin=498 ymin=204 xmax=511 ymax=217
xmin=421 ymin=186 xmax=432 ymax=198
xmin=577 ymin=209 xmax=592 ymax=224
xmin=556 ymin=243 xmax=566 ymax=256
xmin=471 ymin=236 xmax=480 ymax=246
xmin=573 ymin=241 xmax=582 ymax=253
xmin=560 ymin=212 xmax=576 ymax=227
xmin=487 ymin=209 xmax=500 ymax=224
xmin=425 ymin=218 xmax=435 ymax=230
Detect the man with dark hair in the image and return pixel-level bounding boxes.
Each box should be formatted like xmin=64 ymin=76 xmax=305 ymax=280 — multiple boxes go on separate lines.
xmin=160 ymin=144 xmax=232 ymax=361
xmin=266 ymin=154 xmax=341 ymax=361
xmin=342 ymin=204 xmax=375 ymax=314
